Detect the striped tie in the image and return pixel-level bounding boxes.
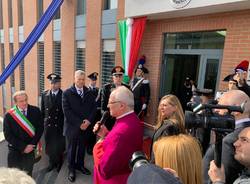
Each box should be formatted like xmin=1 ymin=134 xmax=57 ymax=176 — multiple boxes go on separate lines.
xmin=78 ymin=90 xmax=83 ymax=98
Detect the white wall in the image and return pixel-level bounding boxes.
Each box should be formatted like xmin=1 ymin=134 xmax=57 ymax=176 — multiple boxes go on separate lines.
xmin=125 ymin=0 xmax=250 ymax=19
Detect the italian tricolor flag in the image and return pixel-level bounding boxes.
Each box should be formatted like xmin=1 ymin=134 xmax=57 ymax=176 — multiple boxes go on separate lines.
xmin=118 ymin=17 xmax=146 ymax=83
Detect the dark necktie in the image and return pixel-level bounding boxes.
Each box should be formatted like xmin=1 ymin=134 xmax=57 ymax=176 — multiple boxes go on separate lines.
xmin=78 ymin=90 xmax=83 ymax=98
xmin=21 ymin=110 xmax=26 ymax=117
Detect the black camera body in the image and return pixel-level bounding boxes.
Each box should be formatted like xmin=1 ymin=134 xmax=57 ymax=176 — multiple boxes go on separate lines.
xmin=185 ymin=102 xmax=244 ymax=131
xmin=128 ymin=151 xmax=182 ymax=184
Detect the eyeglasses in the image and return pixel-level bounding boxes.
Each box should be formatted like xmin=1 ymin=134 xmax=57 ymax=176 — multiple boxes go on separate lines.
xmin=237 ymin=136 xmax=250 ymax=144
xmin=108 ymin=101 xmax=121 ymax=105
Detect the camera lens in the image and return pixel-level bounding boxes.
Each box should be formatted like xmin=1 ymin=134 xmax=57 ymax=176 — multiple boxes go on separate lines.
xmin=129 ymin=151 xmax=149 ymax=171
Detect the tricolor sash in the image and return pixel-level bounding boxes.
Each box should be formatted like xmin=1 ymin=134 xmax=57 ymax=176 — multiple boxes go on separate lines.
xmin=8 ymin=106 xmax=42 ymax=160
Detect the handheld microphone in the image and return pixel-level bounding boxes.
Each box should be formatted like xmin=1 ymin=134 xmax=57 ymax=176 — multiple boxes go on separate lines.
xmin=94 ymin=111 xmax=110 ymax=134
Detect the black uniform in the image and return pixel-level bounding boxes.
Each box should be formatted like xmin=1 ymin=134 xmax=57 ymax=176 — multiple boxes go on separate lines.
xmin=62 ymin=85 xmax=96 ymax=171
xmin=41 ymin=89 xmax=65 ymax=168
xmin=130 ymin=77 xmax=150 ymax=117
xmin=101 ymin=83 xmax=130 ymax=130
xmin=3 ymin=105 xmax=44 ymax=176
xmin=86 ymin=86 xmax=102 ymax=154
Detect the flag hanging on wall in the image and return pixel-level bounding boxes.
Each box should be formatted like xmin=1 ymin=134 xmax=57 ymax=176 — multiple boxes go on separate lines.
xmin=118 ymin=17 xmax=146 ymax=83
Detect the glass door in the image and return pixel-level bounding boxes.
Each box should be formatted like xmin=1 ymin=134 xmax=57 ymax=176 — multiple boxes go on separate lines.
xmin=197 ymin=55 xmax=221 ymax=93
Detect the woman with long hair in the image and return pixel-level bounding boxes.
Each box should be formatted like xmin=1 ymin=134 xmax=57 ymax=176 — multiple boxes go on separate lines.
xmin=153 ymin=134 xmax=203 ymax=184
xmin=150 ymin=94 xmax=186 ymax=161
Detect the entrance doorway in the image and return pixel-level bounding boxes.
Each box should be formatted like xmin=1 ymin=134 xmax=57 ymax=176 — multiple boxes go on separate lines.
xmin=159 ymin=31 xmax=226 ymax=99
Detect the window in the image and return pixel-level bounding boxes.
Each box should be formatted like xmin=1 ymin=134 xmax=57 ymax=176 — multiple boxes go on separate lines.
xmin=18 ymin=0 xmax=23 ymax=26
xmin=0 ymin=44 xmax=4 ymax=71
xmin=9 ymin=43 xmax=15 ymax=88
xmin=1 ymin=43 xmax=6 ymax=113
xmin=103 ymin=0 xmax=117 ymax=10
xmin=38 ymin=42 xmax=44 ymax=95
xmin=75 ymin=41 xmax=86 ymax=71
xmin=101 ymin=40 xmax=116 ymax=85
xmin=54 ymin=8 xmax=61 ymax=19
xmin=8 ymin=0 xmax=13 ymax=27
xmin=19 ymin=43 xmax=25 ymax=90
xmin=53 ymin=41 xmax=61 ymax=76
xmin=0 ymin=0 xmax=3 ymax=29
xmin=77 ymin=0 xmax=86 ymax=15
xmin=37 ymin=0 xmax=43 ymax=21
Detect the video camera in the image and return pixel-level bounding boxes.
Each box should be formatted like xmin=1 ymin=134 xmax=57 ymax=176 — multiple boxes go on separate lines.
xmin=127 ymin=151 xmax=182 ymax=184
xmin=185 ymin=101 xmax=245 ymax=131
xmin=185 ymin=101 xmax=245 ymax=167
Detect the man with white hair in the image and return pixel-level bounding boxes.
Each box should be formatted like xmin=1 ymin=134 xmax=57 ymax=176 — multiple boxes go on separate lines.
xmin=3 ymin=91 xmax=43 ymax=176
xmin=93 ymin=86 xmax=143 ymax=184
xmin=62 ymin=70 xmax=96 ymax=182
xmin=0 ymin=167 xmax=36 ymax=184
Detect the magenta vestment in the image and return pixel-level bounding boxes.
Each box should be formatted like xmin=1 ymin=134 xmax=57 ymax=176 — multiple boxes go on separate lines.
xmin=93 ymin=112 xmax=143 ymax=184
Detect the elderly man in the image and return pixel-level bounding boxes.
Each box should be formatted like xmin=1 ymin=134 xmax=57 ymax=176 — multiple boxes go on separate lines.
xmin=209 ymin=126 xmax=250 ymax=184
xmin=3 ymin=91 xmax=43 ymax=176
xmin=203 ymin=90 xmax=250 ymax=184
xmin=62 ymin=70 xmax=96 ymax=182
xmin=93 ymin=86 xmax=143 ymax=184
xmin=101 ymin=66 xmax=130 ymax=130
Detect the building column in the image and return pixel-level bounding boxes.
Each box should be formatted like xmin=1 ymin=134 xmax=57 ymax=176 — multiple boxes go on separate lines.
xmin=23 ymin=0 xmax=38 ymax=104
xmin=61 ymin=0 xmax=76 ymax=89
xmin=86 ymin=0 xmax=102 ymax=85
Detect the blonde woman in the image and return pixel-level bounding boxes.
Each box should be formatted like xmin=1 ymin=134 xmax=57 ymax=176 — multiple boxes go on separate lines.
xmin=150 ymin=95 xmax=185 ymax=161
xmin=153 ymin=134 xmax=203 ymax=184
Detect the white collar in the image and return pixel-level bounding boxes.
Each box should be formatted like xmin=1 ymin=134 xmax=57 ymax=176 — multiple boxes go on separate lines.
xmin=75 ymin=85 xmax=83 ymax=92
xmin=235 ymin=118 xmax=250 ymax=125
xmin=116 ymin=110 xmax=134 ymax=120
xmin=51 ymin=90 xmax=59 ymax=95
xmin=18 ymin=107 xmax=27 ymax=112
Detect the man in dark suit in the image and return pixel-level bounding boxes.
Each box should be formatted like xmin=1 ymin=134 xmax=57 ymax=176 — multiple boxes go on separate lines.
xmin=101 ymin=66 xmax=130 ymax=130
xmin=3 ymin=91 xmax=44 ymax=176
xmin=130 ymin=64 xmax=150 ymax=119
xmin=86 ymin=72 xmax=101 ymax=155
xmin=41 ymin=73 xmax=65 ymax=172
xmin=62 ymin=70 xmax=96 ymax=182
xmin=203 ymin=90 xmax=250 ymax=184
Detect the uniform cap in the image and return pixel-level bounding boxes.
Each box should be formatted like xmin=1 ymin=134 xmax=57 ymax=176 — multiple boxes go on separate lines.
xmin=136 ymin=64 xmax=149 ymax=74
xmin=235 ymin=60 xmax=249 ymax=73
xmin=223 ymin=74 xmax=237 ymax=83
xmin=88 ymin=72 xmax=98 ymax=81
xmin=195 ymin=88 xmax=213 ymax=96
xmin=47 ymin=73 xmax=61 ymax=84
xmin=111 ymin=66 xmax=125 ymax=75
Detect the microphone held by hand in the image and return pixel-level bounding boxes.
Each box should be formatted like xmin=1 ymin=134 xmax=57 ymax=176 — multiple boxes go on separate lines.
xmin=94 ymin=111 xmax=110 ymax=134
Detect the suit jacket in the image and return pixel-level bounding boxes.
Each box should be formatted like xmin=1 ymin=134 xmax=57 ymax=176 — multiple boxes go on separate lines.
xmin=62 ymin=85 xmax=96 ymax=138
xmin=3 ymin=105 xmax=44 ymax=152
xmin=41 ymin=89 xmax=64 ymax=131
xmin=94 ymin=112 xmax=143 ymax=184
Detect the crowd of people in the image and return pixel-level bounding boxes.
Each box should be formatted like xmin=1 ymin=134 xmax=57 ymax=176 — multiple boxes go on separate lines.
xmin=2 ymin=58 xmax=250 ymax=184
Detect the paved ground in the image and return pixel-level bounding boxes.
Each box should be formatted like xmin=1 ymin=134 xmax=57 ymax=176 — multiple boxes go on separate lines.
xmin=0 ymin=139 xmax=94 ymax=184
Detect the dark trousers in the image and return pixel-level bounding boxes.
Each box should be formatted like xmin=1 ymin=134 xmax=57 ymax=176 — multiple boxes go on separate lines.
xmin=8 ymin=148 xmax=35 ymax=176
xmin=45 ymin=126 xmax=65 ymax=166
xmin=67 ymin=132 xmax=86 ymax=171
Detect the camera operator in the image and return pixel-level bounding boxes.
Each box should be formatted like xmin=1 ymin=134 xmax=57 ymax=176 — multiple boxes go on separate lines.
xmin=203 ymin=90 xmax=250 ymax=184
xmin=208 ymin=126 xmax=250 ymax=184
xmin=190 ymin=88 xmax=214 ymax=155
xmin=127 ymin=151 xmax=182 ymax=184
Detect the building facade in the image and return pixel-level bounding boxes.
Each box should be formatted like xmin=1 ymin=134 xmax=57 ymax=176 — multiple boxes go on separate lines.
xmin=0 ymin=0 xmax=250 ymax=127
